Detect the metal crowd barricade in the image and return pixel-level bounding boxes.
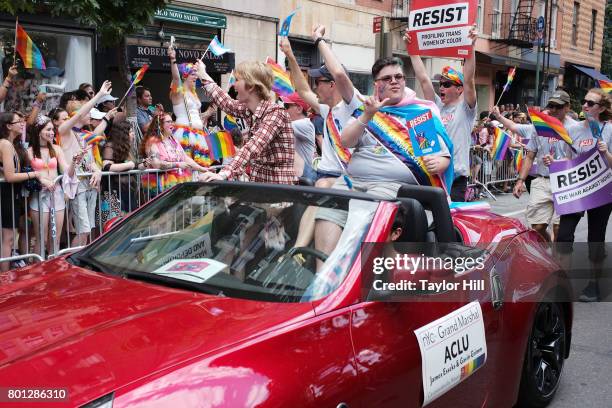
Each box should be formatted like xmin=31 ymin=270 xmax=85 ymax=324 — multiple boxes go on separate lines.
xmin=0 ymin=165 xmax=223 ymax=268
xmin=468 ymin=146 xmax=520 ymax=200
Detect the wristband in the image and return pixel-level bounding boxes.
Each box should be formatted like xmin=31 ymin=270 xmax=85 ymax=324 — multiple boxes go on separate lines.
xmin=102 ymin=117 xmax=110 ymax=123
xmin=314 ymin=38 xmax=324 ymax=47
xmin=171 ymin=60 xmax=177 ymax=64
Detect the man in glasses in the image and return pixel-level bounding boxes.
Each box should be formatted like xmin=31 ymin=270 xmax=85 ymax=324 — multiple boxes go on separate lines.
xmin=407 ymin=27 xmax=478 ymax=202
xmin=492 ymin=90 xmax=578 ymax=242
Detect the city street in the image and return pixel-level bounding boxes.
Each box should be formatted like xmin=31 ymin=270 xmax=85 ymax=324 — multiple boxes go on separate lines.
xmin=489 ymin=192 xmax=612 ymax=407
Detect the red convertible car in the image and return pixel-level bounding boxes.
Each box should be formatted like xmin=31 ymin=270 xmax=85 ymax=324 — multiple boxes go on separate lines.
xmin=0 ymin=182 xmax=571 ymax=407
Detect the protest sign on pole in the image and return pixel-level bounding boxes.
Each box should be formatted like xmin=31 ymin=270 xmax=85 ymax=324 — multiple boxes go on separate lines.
xmin=407 ymin=0 xmax=477 ymax=58
xmin=549 ymin=148 xmax=612 ymax=215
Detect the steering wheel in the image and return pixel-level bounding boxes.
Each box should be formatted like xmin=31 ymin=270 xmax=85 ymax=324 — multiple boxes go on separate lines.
xmin=287 ymin=246 xmax=329 ymax=262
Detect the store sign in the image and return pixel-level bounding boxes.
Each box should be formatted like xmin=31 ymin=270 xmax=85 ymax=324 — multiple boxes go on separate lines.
xmin=373 ymin=16 xmax=383 ymax=33
xmin=127 ymin=45 xmax=234 ymax=74
xmin=155 ymin=6 xmax=226 ymax=29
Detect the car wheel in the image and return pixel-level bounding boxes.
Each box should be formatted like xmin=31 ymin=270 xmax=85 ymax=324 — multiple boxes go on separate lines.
xmin=516 ymin=302 xmax=566 ymax=408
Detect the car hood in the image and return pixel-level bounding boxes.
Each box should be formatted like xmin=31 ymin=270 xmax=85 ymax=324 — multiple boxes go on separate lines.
xmin=0 ymin=258 xmax=314 ymax=405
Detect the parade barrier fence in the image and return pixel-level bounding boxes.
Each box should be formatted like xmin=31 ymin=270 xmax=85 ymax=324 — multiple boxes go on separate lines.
xmin=467 ymin=146 xmax=520 ymax=200
xmin=0 ymin=166 xmax=222 ymax=269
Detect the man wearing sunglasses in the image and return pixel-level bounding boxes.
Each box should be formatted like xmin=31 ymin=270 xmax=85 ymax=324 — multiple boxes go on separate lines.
xmin=492 ymin=90 xmax=578 ymax=242
xmin=406 ymin=27 xmax=479 ymax=202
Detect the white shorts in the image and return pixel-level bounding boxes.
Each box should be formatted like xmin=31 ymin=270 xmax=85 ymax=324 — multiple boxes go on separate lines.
xmin=71 ymin=189 xmax=98 ymax=234
xmin=29 ymin=189 xmax=66 ymax=212
xmin=526 ymin=177 xmax=560 ymax=226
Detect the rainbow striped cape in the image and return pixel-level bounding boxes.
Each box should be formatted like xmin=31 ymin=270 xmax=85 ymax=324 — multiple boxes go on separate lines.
xmin=491 ymin=127 xmax=511 ymax=161
xmin=354 ymin=103 xmax=454 ymax=193
xmin=528 ymin=108 xmax=573 ymax=146
xmin=325 ymin=110 xmax=351 ymax=169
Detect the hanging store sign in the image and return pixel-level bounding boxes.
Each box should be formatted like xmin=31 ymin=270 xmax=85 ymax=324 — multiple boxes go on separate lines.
xmin=127 ymin=45 xmax=234 ymax=74
xmin=154 ymin=7 xmax=226 ymax=28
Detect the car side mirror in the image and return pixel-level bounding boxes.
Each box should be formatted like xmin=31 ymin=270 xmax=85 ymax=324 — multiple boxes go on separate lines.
xmin=103 ymin=216 xmax=123 ymax=234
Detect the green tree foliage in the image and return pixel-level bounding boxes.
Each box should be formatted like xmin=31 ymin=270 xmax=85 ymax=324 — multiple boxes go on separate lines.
xmin=0 ymin=0 xmax=169 ymax=46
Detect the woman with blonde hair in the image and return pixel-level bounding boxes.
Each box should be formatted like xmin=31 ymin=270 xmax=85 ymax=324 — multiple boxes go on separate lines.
xmin=195 ymin=60 xmax=296 ymax=184
xmin=554 ymin=88 xmax=612 ymax=301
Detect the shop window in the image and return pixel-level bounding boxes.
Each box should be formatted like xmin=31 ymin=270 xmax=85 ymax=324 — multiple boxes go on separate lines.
xmin=589 ymin=10 xmax=596 ymax=51
xmin=571 ymin=2 xmax=579 ymax=46
xmin=348 ymin=72 xmax=373 ymax=96
xmin=0 ymin=27 xmax=93 ymax=113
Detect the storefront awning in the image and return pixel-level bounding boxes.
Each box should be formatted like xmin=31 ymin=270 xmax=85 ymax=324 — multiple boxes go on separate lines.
xmin=571 ymin=64 xmax=611 ymax=82
xmin=476 ymin=51 xmax=563 ymax=74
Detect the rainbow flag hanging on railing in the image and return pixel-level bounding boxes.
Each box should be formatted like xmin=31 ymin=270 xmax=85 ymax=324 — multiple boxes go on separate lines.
xmin=599 ymin=79 xmax=612 ymax=93
xmin=491 ymin=127 xmax=511 ymax=161
xmin=205 ymin=130 xmax=236 ymax=161
xmin=15 ymin=24 xmax=46 ymax=69
xmin=265 ymin=57 xmax=294 ymax=97
xmin=528 ymin=108 xmax=573 ymax=146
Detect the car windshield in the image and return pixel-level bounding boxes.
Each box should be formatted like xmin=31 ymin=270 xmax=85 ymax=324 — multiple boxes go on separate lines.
xmin=69 ymin=183 xmax=380 ymax=303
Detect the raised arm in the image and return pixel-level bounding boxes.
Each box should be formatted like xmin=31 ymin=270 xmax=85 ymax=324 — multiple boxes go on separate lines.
xmin=168 ymin=46 xmax=181 ymax=92
xmin=27 ymin=93 xmax=47 ymax=126
xmin=58 ymin=80 xmax=112 ymax=137
xmin=404 ymin=33 xmax=435 ymax=102
xmin=462 ymin=26 xmax=478 ymax=108
xmin=279 ymin=37 xmax=320 ymax=114
xmin=312 ymin=25 xmax=354 ymax=103
xmin=194 ymin=61 xmax=249 ymax=118
xmin=92 ymin=108 xmax=118 ymax=136
xmin=491 ymin=106 xmax=518 ymax=133
xmin=0 ymin=65 xmax=17 ymax=104
xmin=341 ymin=86 xmax=390 ymax=147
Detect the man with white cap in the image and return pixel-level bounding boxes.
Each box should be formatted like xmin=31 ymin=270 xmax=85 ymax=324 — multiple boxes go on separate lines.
xmin=96 ymin=94 xmax=126 ymax=134
xmin=492 ymin=90 xmax=577 ymax=241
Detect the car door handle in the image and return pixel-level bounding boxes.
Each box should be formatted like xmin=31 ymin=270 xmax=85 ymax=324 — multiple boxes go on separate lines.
xmin=337 ymin=403 xmax=349 ymax=408
xmin=490 ymin=266 xmax=504 ymax=310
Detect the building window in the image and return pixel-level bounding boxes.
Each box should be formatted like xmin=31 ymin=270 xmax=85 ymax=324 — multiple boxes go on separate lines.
xmin=550 ymin=2 xmax=558 ymax=48
xmin=476 ymin=0 xmax=484 ymax=31
xmin=348 ymin=72 xmax=373 ymax=96
xmin=572 ymin=2 xmax=579 ymax=46
xmin=492 ymin=0 xmax=502 ymax=38
xmin=0 ymin=26 xmax=93 ymax=113
xmin=589 ymin=9 xmax=597 ymax=50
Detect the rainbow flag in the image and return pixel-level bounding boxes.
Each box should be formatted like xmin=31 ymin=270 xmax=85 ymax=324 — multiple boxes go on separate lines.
xmin=514 ymin=149 xmax=524 ymax=172
xmin=15 ymin=24 xmax=46 ymax=69
xmin=460 ymin=353 xmax=486 ymax=380
xmin=205 ymin=130 xmax=236 ymax=161
xmin=325 ymin=111 xmax=351 ymax=168
xmin=491 ymin=127 xmax=511 ymax=161
xmin=223 ymin=114 xmax=238 ymax=130
xmin=72 ymin=127 xmax=105 ymax=167
xmin=132 ymin=64 xmax=149 ymax=85
xmin=265 ymin=57 xmax=294 ymax=97
xmin=228 ymin=70 xmax=236 ymax=88
xmin=353 ymin=104 xmax=454 ymax=193
xmin=528 ymin=108 xmax=573 ymax=146
xmin=502 ymin=67 xmax=516 ymax=93
xmin=598 ymin=79 xmax=612 ymax=93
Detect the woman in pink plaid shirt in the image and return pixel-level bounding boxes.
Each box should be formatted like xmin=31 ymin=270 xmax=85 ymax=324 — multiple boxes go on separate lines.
xmin=195 ymin=60 xmax=296 ymax=184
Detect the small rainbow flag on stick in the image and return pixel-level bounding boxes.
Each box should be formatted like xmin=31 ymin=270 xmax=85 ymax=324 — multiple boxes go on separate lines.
xmin=132 ymin=64 xmax=149 ymax=85
xmin=15 ymin=23 xmax=46 ymax=69
xmin=598 ymin=79 xmax=612 ymax=93
xmin=491 ymin=127 xmax=512 ymax=161
xmin=502 ymin=67 xmax=516 ymax=93
xmin=205 ymin=130 xmax=236 ymax=161
xmin=514 ymin=149 xmax=524 ymax=172
xmin=528 ymin=108 xmax=574 ymax=147
xmin=265 ymin=57 xmax=294 ymax=97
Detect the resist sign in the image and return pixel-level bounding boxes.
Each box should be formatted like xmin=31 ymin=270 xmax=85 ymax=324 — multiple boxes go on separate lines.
xmin=408 ymin=0 xmax=476 ymax=58
xmin=549 ymin=148 xmax=612 ymax=215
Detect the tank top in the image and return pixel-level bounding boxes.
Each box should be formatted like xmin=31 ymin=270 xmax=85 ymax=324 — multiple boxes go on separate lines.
xmin=172 ymin=91 xmax=203 ymax=129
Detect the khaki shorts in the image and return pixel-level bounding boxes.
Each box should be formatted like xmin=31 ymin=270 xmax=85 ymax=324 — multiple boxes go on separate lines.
xmin=71 ymin=189 xmax=98 ymax=234
xmin=315 ymin=178 xmax=402 ymax=227
xmin=526 ymin=176 xmax=560 ymax=225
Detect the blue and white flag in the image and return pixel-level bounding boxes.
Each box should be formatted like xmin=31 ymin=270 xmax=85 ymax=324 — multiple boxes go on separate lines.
xmin=208 ymin=36 xmax=231 ymax=56
xmin=279 ymin=9 xmax=298 ymax=36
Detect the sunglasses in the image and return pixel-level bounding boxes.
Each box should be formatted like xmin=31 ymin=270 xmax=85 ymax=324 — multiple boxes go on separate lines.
xmin=375 ymin=74 xmax=405 ymax=83
xmin=546 ymin=103 xmax=565 ymax=110
xmin=582 ymin=99 xmax=600 ymax=107
xmin=440 ymin=81 xmax=460 ymax=88
xmin=315 ymin=79 xmax=332 ymax=86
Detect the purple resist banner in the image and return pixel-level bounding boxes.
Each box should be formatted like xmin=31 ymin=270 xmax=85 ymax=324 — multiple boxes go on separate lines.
xmin=549 ymin=148 xmax=612 ymax=215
